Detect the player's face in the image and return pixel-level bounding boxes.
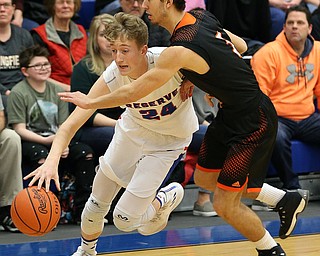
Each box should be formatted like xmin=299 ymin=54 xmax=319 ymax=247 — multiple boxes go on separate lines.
xmin=110 ymin=38 xmax=148 ymax=79
xmin=283 ymin=11 xmax=311 ymax=44
xmin=142 ymin=0 xmax=167 ymax=26
xmin=23 ymin=56 xmax=52 ymax=82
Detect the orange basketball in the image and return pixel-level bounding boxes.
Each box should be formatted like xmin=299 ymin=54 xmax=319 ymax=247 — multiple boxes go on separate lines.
xmin=10 ymin=186 xmax=61 ymax=236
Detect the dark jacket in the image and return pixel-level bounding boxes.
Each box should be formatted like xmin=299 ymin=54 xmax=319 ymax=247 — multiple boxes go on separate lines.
xmin=207 ymin=0 xmax=272 ymax=44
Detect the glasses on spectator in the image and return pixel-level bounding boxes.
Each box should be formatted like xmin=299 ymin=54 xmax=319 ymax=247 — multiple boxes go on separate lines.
xmin=124 ymin=0 xmax=144 ymax=5
xmin=56 ymin=0 xmax=74 ymax=5
xmin=0 ymin=2 xmax=12 ymax=9
xmin=27 ymin=62 xmax=52 ymax=70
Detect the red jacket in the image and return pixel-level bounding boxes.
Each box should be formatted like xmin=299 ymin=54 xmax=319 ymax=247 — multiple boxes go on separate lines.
xmin=33 ymin=18 xmax=87 ymax=85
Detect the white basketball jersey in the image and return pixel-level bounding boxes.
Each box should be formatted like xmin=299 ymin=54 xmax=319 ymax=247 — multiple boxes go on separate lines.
xmin=102 ymin=47 xmax=198 ymax=138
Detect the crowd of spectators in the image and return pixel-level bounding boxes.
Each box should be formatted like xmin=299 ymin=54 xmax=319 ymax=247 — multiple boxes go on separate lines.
xmin=1 ymin=0 xmax=320 ymax=231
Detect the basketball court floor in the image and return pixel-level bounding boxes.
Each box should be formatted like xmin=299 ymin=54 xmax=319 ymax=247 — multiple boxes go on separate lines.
xmin=0 ymin=201 xmax=319 ymax=256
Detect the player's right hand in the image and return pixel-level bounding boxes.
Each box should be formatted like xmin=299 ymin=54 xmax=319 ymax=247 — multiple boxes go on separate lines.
xmin=23 ymin=160 xmax=61 ymax=192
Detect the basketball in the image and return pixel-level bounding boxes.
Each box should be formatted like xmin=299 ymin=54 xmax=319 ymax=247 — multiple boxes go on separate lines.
xmin=10 ymin=186 xmax=61 ymax=236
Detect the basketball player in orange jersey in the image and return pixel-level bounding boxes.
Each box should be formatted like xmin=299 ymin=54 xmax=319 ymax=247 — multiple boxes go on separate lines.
xmin=51 ymin=2 xmax=309 ymax=256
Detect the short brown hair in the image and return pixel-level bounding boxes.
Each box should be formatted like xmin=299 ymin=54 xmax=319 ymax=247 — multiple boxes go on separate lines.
xmin=19 ymin=45 xmax=50 ymax=68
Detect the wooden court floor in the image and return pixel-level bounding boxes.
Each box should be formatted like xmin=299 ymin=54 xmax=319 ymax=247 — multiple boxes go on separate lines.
xmin=0 ymin=213 xmax=319 ymax=255
xmin=104 ymin=234 xmax=320 ymax=256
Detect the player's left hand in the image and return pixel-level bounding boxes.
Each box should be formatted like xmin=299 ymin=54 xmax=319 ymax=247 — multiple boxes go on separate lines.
xmin=58 ymin=91 xmax=92 ymax=109
xmin=180 ymin=78 xmax=194 ymax=101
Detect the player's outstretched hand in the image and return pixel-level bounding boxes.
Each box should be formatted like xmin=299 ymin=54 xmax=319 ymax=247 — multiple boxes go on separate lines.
xmin=58 ymin=91 xmax=92 ymax=109
xmin=23 ymin=161 xmax=61 ymax=192
xmin=180 ymin=78 xmax=194 ymax=101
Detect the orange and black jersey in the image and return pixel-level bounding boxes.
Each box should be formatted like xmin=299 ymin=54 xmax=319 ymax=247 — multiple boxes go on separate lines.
xmin=171 ymin=9 xmax=263 ymax=118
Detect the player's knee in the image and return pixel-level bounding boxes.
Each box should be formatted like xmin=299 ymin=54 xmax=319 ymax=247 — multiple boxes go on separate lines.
xmin=81 ymin=195 xmax=111 ymax=235
xmin=113 ymin=206 xmax=141 ymax=232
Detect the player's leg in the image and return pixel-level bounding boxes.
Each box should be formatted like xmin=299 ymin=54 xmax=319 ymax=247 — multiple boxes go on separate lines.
xmin=110 ymin=149 xmax=186 ymax=235
xmin=72 ymin=168 xmax=122 ymax=256
xmin=112 ymin=130 xmax=190 ymax=236
xmin=243 ymin=100 xmax=308 ymax=240
xmin=112 ymin=182 xmax=184 ymax=235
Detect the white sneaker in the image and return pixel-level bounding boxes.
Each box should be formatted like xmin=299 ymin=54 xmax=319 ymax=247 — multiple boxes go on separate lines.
xmin=71 ymin=246 xmax=97 ymax=256
xmin=138 ymin=182 xmax=184 ymax=236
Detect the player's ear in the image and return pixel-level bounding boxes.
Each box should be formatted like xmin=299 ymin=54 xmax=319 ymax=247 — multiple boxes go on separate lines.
xmin=141 ymin=45 xmax=148 ymax=55
xmin=166 ymin=0 xmax=173 ymax=8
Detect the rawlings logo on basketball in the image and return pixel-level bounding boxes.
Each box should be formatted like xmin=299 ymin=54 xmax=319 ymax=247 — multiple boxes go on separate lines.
xmin=31 ymin=188 xmax=48 ymax=214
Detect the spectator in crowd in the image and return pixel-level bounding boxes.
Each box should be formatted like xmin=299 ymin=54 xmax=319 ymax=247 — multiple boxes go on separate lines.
xmin=12 ymin=0 xmax=49 ymax=31
xmin=7 ymin=45 xmax=96 ymax=223
xmin=31 ymin=0 xmax=87 ymax=91
xmin=10 ymin=0 xmax=23 ymax=27
xmin=70 ymin=13 xmax=124 ymax=160
xmin=0 ymin=96 xmax=23 ymax=232
xmin=96 ymin=0 xmax=120 ymax=14
xmin=269 ymin=0 xmax=319 ymax=40
xmin=0 ymin=0 xmax=34 ymax=106
xmin=100 ymin=0 xmax=171 ymax=47
xmin=251 ymin=5 xmax=320 ymax=190
xmin=311 ymin=5 xmax=320 ymax=40
xmin=206 ymin=0 xmax=272 ymax=56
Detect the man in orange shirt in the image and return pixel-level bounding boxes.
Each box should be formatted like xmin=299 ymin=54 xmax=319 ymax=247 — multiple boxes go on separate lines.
xmin=251 ymin=5 xmax=320 ymax=189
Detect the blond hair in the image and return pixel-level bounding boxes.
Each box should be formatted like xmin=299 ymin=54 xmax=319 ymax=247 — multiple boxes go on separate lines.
xmin=104 ymin=12 xmax=148 ymax=48
xmin=85 ymin=14 xmax=116 ymax=75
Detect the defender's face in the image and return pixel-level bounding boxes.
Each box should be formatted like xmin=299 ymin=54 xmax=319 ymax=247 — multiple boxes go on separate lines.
xmin=142 ymin=0 xmax=166 ymax=26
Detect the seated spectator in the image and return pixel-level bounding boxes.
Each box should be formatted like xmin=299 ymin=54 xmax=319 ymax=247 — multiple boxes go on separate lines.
xmin=13 ymin=0 xmax=49 ymax=31
xmin=0 ymin=96 xmax=23 ymax=232
xmin=70 ymin=13 xmax=124 ymax=161
xmin=96 ymin=0 xmax=120 ymax=14
xmin=6 ymin=45 xmax=96 ymax=223
xmin=311 ymin=5 xmax=320 ymax=40
xmin=206 ymin=0 xmax=272 ymax=56
xmin=251 ymin=5 xmax=320 ymax=189
xmin=0 ymin=0 xmax=34 ymax=106
xmin=11 ymin=0 xmax=23 ymax=27
xmin=269 ymin=0 xmax=319 ymax=40
xmin=31 ymin=0 xmax=87 ymax=91
xmin=95 ymin=0 xmax=117 ymax=15
xmin=100 ymin=0 xmax=171 ymax=47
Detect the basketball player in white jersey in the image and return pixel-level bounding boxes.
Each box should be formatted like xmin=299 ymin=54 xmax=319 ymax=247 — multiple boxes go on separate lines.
xmin=25 ymin=13 xmax=248 ymax=256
